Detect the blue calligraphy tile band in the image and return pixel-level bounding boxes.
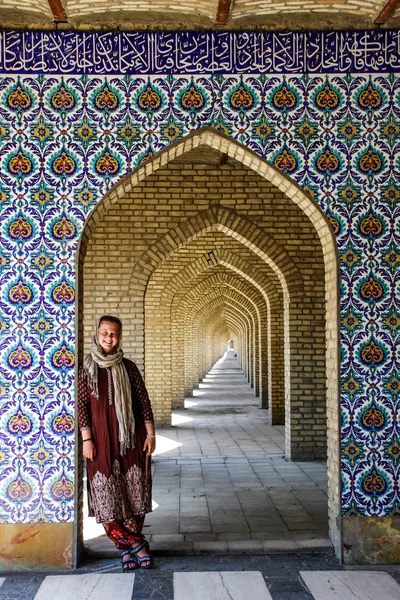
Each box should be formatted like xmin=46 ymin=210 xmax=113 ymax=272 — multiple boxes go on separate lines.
xmin=0 ymin=30 xmax=399 ymax=75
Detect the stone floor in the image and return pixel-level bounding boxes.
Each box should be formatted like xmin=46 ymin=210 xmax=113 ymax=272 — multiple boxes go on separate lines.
xmin=85 ymin=353 xmax=329 ymax=555
xmin=3 ymin=556 xmax=400 ymax=600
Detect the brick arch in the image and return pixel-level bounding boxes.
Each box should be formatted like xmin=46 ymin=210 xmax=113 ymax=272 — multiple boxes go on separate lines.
xmin=174 ymin=269 xmax=266 ymax=396
xmin=200 ymin=290 xmax=256 ymax=386
xmin=203 ymin=303 xmax=248 ymax=382
xmin=165 ymin=249 xmax=283 ymax=417
xmin=219 ymin=305 xmax=252 ymax=376
xmin=196 ymin=304 xmax=232 ymax=373
xmin=145 ymin=240 xmax=283 ymax=417
xmin=180 ymin=289 xmax=253 ymax=398
xmin=145 ymin=238 xmax=285 ymax=421
xmin=137 ymin=208 xmax=294 ymax=426
xmin=77 ymin=125 xmax=340 ymax=555
xmin=81 ymin=126 xmax=334 ymax=278
xmin=146 ymin=263 xmax=264 ymax=409
xmin=176 ymin=273 xmax=263 ymax=397
xmin=128 ymin=204 xmax=301 ymax=300
xmin=197 ymin=296 xmax=252 ymax=339
xmin=150 ymin=244 xmax=279 ymax=389
xmin=161 ymin=247 xmax=281 ymax=307
xmin=190 ymin=290 xmax=254 ymax=378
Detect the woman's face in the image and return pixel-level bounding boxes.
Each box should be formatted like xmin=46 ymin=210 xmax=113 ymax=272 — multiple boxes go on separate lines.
xmin=98 ymin=320 xmax=120 ymax=355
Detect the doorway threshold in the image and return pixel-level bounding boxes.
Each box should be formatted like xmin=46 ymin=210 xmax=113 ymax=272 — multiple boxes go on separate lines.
xmin=84 ymin=537 xmax=333 ymax=558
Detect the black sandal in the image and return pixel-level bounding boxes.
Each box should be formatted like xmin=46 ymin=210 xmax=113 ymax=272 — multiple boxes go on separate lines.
xmin=136 ymin=554 xmax=154 ymax=569
xmin=120 ymin=549 xmax=139 ymax=572
xmin=130 ymin=540 xmax=154 ymax=570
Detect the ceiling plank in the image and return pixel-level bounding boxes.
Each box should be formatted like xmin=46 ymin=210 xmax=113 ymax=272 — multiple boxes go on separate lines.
xmin=374 ymin=0 xmax=400 ymax=23
xmin=47 ymin=0 xmax=68 ymax=22
xmin=215 ymin=0 xmax=232 ymax=25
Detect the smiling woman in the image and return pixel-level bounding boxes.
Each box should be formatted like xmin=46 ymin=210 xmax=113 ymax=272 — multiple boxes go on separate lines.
xmin=98 ymin=319 xmax=120 ymax=354
xmin=78 ymin=315 xmax=156 ymax=571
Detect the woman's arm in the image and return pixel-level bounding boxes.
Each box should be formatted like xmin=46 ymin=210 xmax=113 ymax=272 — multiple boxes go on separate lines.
xmin=78 ymin=368 xmax=96 ymax=461
xmin=130 ymin=362 xmax=155 ymax=424
xmin=130 ymin=362 xmax=156 ymax=456
xmin=144 ymin=422 xmax=156 ymax=456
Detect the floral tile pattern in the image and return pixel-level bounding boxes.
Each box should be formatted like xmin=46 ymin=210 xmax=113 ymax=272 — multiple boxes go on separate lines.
xmin=0 ymin=31 xmax=399 ymax=523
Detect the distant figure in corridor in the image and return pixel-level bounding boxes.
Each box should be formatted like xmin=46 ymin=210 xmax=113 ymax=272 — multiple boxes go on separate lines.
xmin=78 ymin=315 xmax=156 ymax=571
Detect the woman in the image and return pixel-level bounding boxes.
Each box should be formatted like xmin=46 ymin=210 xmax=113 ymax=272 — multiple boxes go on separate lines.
xmin=78 ymin=315 xmax=156 ymax=571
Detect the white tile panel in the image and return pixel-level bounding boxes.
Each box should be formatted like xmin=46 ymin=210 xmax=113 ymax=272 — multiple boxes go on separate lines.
xmin=174 ymin=571 xmax=272 ymax=600
xmin=34 ymin=574 xmax=135 ymax=600
xmin=300 ymin=571 xmax=400 ymax=600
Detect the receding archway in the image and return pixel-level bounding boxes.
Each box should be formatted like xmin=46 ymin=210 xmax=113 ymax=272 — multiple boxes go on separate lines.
xmin=76 ymin=127 xmax=340 ymax=559
xmin=148 ymin=248 xmax=273 ymax=410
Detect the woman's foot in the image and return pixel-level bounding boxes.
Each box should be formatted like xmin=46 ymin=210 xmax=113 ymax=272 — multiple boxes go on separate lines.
xmin=136 ymin=546 xmax=153 ymax=568
xmin=121 ymin=549 xmax=139 ymax=571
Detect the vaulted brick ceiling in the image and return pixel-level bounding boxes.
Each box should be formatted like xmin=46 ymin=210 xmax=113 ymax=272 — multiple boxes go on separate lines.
xmin=0 ymin=0 xmax=399 ymax=29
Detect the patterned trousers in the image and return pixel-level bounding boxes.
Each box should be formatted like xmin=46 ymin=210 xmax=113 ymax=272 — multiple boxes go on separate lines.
xmin=103 ymin=516 xmax=146 ymax=551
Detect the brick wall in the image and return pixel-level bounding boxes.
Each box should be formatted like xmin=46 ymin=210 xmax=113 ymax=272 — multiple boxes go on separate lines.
xmin=81 ymin=152 xmax=327 ymax=460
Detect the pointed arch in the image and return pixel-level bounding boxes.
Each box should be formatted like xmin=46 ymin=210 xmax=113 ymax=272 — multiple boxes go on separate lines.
xmin=76 ymin=125 xmax=340 ymax=558
xmin=175 ymin=273 xmax=263 ymax=395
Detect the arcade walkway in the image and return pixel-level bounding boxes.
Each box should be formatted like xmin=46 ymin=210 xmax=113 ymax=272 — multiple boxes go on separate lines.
xmin=85 ymin=353 xmax=330 ymax=555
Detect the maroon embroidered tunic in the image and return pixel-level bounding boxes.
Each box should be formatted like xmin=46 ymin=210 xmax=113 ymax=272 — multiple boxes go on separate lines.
xmin=78 ymin=358 xmax=154 ymax=523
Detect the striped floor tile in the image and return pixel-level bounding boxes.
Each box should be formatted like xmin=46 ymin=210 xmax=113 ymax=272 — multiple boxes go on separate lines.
xmin=174 ymin=571 xmax=272 ymax=600
xmin=34 ymin=574 xmax=135 ymax=600
xmin=301 ymin=570 xmax=400 ymax=600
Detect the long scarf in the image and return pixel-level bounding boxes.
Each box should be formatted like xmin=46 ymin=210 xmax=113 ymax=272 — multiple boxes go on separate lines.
xmin=83 ymin=319 xmax=135 ymax=455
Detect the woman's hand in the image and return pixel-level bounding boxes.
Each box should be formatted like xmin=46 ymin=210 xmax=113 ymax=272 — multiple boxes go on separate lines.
xmin=143 ymin=436 xmax=156 ymax=457
xmin=83 ymin=440 xmax=96 ymax=461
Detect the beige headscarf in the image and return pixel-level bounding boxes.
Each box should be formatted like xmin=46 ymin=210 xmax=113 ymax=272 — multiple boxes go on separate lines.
xmin=83 ymin=317 xmax=135 ymax=455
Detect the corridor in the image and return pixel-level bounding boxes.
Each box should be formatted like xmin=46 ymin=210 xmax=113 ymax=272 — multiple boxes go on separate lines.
xmin=84 ymin=352 xmax=329 ymax=555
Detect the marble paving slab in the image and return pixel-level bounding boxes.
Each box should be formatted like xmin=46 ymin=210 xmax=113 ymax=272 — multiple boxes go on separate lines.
xmin=300 ymin=571 xmax=400 ymax=600
xmin=174 ymin=571 xmax=272 ymax=600
xmin=34 ymin=574 xmax=135 ymax=600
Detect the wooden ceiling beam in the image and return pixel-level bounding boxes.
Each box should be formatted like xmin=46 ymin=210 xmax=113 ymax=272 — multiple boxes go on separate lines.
xmin=47 ymin=0 xmax=68 ymax=22
xmin=374 ymin=0 xmax=400 ymax=24
xmin=215 ymin=0 xmax=232 ymax=25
